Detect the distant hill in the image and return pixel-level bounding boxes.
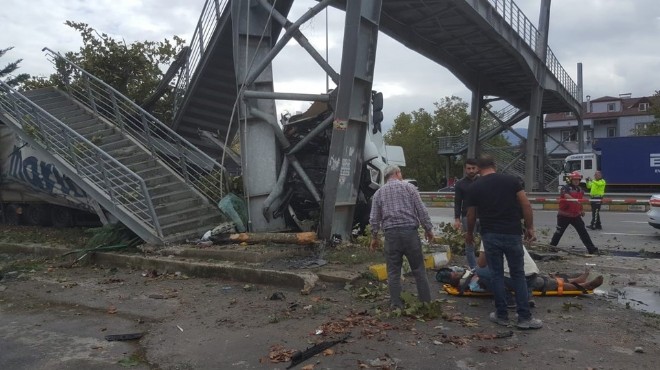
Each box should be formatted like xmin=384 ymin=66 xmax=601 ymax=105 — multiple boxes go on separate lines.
xmin=503 ymin=128 xmax=528 ymax=145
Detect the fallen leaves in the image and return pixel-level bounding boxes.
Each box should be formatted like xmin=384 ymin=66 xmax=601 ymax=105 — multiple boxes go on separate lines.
xmin=263 ymin=344 xmax=295 ymax=363
xmin=317 ymin=311 xmax=395 ymax=339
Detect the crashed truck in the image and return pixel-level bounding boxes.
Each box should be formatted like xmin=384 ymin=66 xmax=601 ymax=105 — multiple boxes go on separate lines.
xmin=0 ymin=122 xmax=101 ymax=226
xmin=250 ymin=91 xmax=405 ymax=236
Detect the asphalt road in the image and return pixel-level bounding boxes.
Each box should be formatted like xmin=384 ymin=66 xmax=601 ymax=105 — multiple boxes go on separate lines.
xmin=428 ymin=207 xmax=660 ymax=253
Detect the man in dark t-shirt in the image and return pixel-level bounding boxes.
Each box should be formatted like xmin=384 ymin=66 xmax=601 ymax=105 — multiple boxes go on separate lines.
xmin=453 ymin=158 xmax=479 ymax=269
xmin=465 ymin=154 xmax=542 ymax=330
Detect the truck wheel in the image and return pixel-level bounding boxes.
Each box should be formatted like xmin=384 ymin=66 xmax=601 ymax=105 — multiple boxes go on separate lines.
xmin=2 ymin=204 xmax=21 ymax=225
xmin=24 ymin=205 xmax=51 ymax=226
xmin=51 ymin=206 xmax=74 ymax=228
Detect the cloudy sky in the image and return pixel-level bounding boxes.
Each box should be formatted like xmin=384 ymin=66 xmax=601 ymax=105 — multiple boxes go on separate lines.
xmin=2 ymin=0 xmax=659 ymax=132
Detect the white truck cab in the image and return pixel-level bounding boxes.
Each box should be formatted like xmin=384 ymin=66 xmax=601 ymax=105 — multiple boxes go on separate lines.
xmin=558 ymin=153 xmax=600 ymax=191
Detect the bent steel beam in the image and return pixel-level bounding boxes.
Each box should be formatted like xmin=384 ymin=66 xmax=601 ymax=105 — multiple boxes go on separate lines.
xmin=319 ymin=0 xmax=382 ymax=241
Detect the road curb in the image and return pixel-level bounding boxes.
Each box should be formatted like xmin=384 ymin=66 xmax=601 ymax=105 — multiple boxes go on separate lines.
xmin=0 ymin=243 xmax=361 ymax=292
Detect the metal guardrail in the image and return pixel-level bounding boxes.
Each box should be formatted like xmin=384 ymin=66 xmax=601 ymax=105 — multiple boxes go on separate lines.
xmin=421 ymin=192 xmax=652 ymax=211
xmin=486 ymin=0 xmax=580 ymax=103
xmin=172 ymin=0 xmax=228 ymax=117
xmin=0 ymin=80 xmax=162 ymax=236
xmin=42 ymin=48 xmax=227 ymax=204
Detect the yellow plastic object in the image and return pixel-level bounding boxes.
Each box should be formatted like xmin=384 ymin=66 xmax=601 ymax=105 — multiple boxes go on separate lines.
xmin=370 ymin=249 xmax=453 ymax=281
xmin=369 ymin=264 xmax=388 ymax=281
xmin=424 ymin=255 xmax=435 ymax=269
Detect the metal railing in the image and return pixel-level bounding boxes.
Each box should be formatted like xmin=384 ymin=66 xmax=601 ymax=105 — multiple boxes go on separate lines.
xmin=172 ymin=0 xmax=229 ymax=117
xmin=486 ymin=0 xmax=580 ymax=103
xmin=42 ymin=48 xmax=227 ymax=204
xmin=0 ymin=80 xmax=162 ymax=236
xmin=437 ymin=104 xmax=522 ymax=152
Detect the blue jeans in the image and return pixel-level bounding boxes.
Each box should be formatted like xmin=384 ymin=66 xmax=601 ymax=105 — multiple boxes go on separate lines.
xmin=475 ymin=266 xmax=534 ymax=304
xmin=383 ymin=227 xmax=431 ymax=307
xmin=481 ymin=232 xmax=532 ymax=321
xmin=460 ymin=217 xmax=479 ymax=269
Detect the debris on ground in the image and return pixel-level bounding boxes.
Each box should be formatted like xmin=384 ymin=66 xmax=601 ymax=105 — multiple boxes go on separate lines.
xmin=286 ymin=333 xmax=351 ymax=369
xmin=210 ymin=231 xmax=317 ymax=245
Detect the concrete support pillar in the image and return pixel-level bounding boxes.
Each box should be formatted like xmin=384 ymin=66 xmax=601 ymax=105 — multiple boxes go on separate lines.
xmin=577 ymin=62 xmax=585 ymax=153
xmin=524 ymin=0 xmax=552 ymax=192
xmin=467 ymin=87 xmax=482 ymax=159
xmin=232 ymin=0 xmax=285 ymax=231
xmin=525 ymin=87 xmax=544 ymax=191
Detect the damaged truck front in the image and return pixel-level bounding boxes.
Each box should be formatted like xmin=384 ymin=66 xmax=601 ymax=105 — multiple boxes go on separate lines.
xmin=264 ymin=91 xmax=404 ymax=235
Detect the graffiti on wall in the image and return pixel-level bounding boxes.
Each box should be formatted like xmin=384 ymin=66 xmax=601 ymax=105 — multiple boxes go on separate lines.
xmin=6 ymin=145 xmax=88 ymax=198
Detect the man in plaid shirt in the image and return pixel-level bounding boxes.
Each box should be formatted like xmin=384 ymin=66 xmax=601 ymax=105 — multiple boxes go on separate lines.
xmin=369 ymin=165 xmax=434 ymax=308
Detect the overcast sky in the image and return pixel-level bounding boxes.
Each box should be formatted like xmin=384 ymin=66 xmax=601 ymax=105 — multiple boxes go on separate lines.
xmin=2 ymin=0 xmax=659 ymax=132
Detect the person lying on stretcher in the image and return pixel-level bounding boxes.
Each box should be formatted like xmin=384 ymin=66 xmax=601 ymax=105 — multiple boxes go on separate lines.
xmin=436 ymin=245 xmax=604 ymax=295
xmin=437 ymin=266 xmax=604 ymax=294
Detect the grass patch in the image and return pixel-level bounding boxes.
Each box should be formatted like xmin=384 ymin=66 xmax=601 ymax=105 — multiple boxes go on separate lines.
xmin=323 ymin=242 xmax=384 ymax=265
xmin=0 ymin=225 xmax=91 ymax=247
xmin=0 ymin=257 xmax=50 ymax=274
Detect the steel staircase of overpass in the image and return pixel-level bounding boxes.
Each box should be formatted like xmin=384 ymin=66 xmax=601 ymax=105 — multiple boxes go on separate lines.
xmin=0 ymin=50 xmax=230 ymax=245
xmin=437 ymin=103 xmax=529 ymax=155
xmin=170 ymin=0 xmax=293 ymax=160
xmin=436 ymin=101 xmax=563 ymax=190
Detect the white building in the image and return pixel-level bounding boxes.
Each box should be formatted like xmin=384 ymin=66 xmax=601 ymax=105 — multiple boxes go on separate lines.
xmin=544 ymin=93 xmax=658 ymax=158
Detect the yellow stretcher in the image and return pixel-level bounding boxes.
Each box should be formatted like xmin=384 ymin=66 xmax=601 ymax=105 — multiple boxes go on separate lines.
xmin=442 ymin=283 xmax=593 ymax=296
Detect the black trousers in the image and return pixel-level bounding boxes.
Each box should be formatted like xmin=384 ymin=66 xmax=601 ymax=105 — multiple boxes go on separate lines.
xmin=590 ymin=197 xmax=602 ymax=228
xmin=550 ymin=214 xmax=597 ymax=253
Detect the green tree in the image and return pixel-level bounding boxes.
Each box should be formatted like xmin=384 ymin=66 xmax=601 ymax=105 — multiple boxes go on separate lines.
xmin=22 ymin=21 xmax=184 ymax=123
xmin=0 ymin=47 xmax=30 ymax=86
xmin=631 ymin=90 xmax=660 ymax=136
xmin=384 ymin=96 xmax=510 ymax=190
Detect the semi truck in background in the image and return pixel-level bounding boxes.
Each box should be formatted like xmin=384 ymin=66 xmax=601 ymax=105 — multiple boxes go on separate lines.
xmin=558 ymin=136 xmax=660 ymax=192
xmin=0 ymin=123 xmax=101 ymax=226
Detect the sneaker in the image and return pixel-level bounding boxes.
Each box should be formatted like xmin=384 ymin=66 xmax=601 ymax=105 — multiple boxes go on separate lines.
xmin=528 ymin=299 xmax=536 ymax=308
xmin=587 ymin=247 xmax=600 ymax=255
xmin=489 ymin=312 xmax=510 ymax=327
xmin=517 ymin=317 xmax=543 ymax=330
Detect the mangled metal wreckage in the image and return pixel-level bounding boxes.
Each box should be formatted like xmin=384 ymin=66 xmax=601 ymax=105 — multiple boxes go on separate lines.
xmin=228 ymin=91 xmax=403 ymax=241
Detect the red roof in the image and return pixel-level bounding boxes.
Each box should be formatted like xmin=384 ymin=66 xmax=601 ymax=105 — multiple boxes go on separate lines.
xmin=545 ymin=95 xmax=658 ymax=122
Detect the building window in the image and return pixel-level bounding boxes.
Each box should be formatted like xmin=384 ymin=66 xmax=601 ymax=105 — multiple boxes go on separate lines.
xmin=636 ymin=122 xmax=657 ymax=131
xmin=595 ymin=118 xmax=617 ymax=126
xmin=566 ymin=112 xmax=574 ymax=117
xmin=561 ymin=130 xmax=577 ymax=142
xmin=585 ymin=130 xmax=593 ymax=144
xmin=584 ymin=159 xmax=593 ymax=170
xmin=607 ymin=103 xmax=616 ymax=112
xmin=607 ymin=127 xmax=616 ymax=137
xmin=639 ymin=102 xmax=649 ymax=111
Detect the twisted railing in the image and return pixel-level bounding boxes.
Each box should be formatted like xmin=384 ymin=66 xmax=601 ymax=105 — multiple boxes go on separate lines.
xmin=0 ymin=80 xmax=162 ymax=236
xmin=43 ymin=48 xmax=227 ymax=204
xmin=172 ymin=0 xmax=229 ymax=117
xmin=486 ymin=0 xmax=580 ymax=102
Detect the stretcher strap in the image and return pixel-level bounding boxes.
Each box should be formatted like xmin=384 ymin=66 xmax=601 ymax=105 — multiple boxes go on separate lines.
xmin=556 ymin=277 xmax=564 ymax=295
